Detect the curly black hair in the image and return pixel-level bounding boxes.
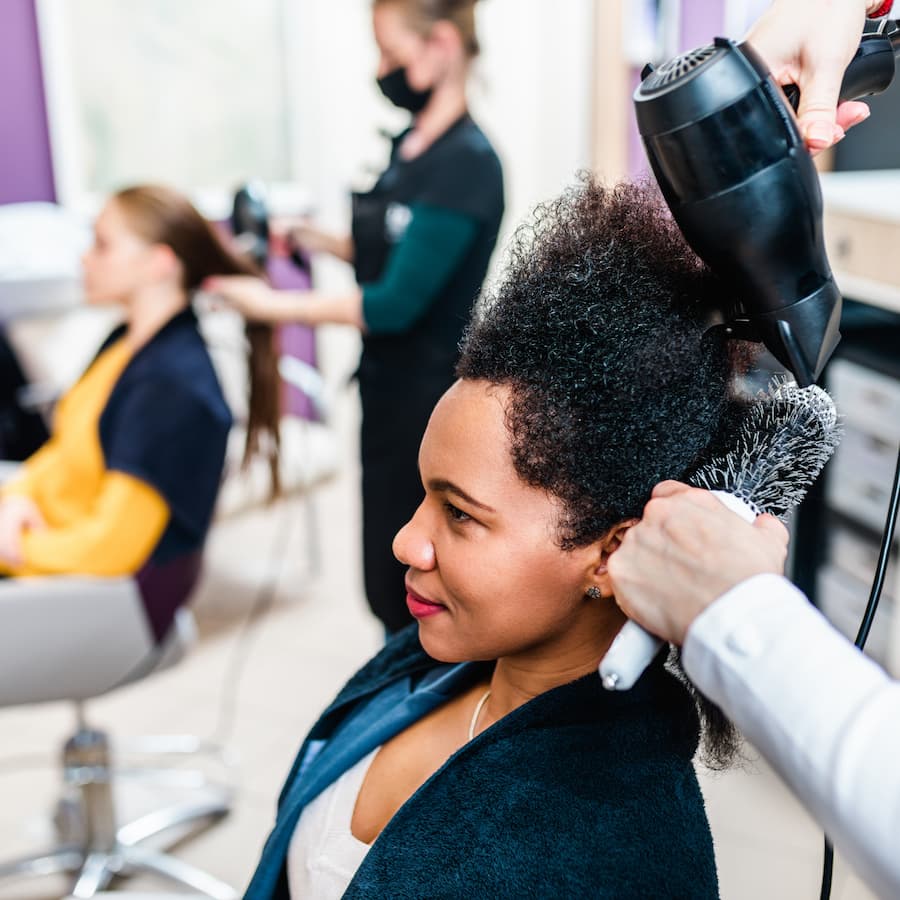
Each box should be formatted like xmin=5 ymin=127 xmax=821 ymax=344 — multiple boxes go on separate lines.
xmin=458 ymin=176 xmax=749 ymax=767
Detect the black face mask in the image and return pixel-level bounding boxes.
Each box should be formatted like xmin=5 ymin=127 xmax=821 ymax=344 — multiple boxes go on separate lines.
xmin=377 ymin=67 xmax=432 ymax=113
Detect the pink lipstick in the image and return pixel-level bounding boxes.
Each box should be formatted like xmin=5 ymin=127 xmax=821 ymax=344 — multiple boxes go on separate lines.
xmin=406 ymin=587 xmax=447 ymax=619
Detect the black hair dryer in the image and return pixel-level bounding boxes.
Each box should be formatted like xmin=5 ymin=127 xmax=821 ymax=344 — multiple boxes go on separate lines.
xmin=231 ymin=181 xmax=271 ymax=270
xmin=231 ymin=181 xmax=312 ymax=277
xmin=635 ymin=20 xmax=900 ymax=385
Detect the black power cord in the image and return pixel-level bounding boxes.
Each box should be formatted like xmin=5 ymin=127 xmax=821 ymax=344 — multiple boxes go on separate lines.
xmin=820 ymin=442 xmax=900 ymax=900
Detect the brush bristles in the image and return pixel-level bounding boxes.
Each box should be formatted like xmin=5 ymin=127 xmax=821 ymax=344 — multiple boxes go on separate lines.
xmin=689 ymin=379 xmax=842 ymax=521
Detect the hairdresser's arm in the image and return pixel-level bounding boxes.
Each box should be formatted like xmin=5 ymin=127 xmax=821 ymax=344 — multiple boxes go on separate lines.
xmin=608 ymin=483 xmax=900 ymax=898
xmin=207 ymin=205 xmax=478 ymax=333
xmin=686 ymin=576 xmax=900 ymax=899
xmin=204 ymin=276 xmax=365 ymax=328
xmin=747 ymin=0 xmax=881 ymax=150
xmin=276 ymin=219 xmax=354 ymax=264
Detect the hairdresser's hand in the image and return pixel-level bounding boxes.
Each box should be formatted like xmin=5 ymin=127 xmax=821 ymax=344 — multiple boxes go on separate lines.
xmin=748 ymin=0 xmax=873 ymax=151
xmin=272 ymin=218 xmax=354 ymax=264
xmin=0 ymin=494 xmax=46 ymax=568
xmin=607 ymin=481 xmax=789 ymax=645
xmin=204 ymin=275 xmax=305 ymax=323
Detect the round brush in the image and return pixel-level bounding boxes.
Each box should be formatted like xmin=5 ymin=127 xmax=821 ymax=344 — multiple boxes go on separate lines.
xmin=599 ymin=378 xmax=842 ymax=691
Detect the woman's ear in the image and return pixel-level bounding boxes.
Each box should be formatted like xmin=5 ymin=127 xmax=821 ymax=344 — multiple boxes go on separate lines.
xmin=147 ymin=243 xmax=182 ymax=283
xmin=429 ymin=20 xmax=465 ymax=64
xmin=589 ymin=518 xmax=639 ymax=598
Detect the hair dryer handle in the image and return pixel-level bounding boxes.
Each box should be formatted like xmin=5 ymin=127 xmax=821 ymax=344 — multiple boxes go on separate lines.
xmin=782 ymin=21 xmax=899 ymax=110
xmin=598 ymin=491 xmax=757 ymax=691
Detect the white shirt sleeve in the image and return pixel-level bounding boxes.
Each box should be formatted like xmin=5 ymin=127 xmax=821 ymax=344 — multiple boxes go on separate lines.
xmin=682 ymin=574 xmax=900 ymax=900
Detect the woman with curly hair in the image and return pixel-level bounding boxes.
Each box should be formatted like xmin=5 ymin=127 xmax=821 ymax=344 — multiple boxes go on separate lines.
xmin=245 ymin=178 xmax=745 ymax=899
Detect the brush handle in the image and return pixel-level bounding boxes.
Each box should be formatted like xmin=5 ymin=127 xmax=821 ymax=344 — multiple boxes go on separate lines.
xmin=599 ymin=491 xmax=757 ymax=690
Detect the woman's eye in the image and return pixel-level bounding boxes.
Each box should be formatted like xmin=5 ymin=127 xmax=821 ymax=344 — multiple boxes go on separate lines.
xmin=443 ymin=501 xmax=472 ymax=524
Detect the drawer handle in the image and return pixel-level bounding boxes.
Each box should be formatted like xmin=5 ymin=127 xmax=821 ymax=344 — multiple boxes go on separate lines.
xmin=861 ymin=389 xmax=891 ymax=409
xmin=866 ymin=435 xmax=894 ymax=453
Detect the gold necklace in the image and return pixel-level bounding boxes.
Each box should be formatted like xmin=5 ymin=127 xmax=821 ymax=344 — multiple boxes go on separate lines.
xmin=467 ymin=688 xmax=492 ymax=741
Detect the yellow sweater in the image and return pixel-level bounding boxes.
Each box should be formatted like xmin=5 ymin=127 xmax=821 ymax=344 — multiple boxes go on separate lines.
xmin=1 ymin=339 xmax=170 ymax=576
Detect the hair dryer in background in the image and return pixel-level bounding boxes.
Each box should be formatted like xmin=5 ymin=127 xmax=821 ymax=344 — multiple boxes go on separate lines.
xmin=231 ymin=182 xmax=311 ymax=277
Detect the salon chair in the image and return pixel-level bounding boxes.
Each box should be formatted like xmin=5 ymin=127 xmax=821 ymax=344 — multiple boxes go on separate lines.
xmin=0 ymin=554 xmax=237 ymax=899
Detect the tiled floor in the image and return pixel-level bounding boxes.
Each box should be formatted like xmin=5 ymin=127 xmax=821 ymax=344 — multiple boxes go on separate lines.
xmin=0 ymin=381 xmax=880 ymax=900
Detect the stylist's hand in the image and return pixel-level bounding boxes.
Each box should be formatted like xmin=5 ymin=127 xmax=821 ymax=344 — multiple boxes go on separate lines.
xmin=0 ymin=494 xmax=46 ymax=567
xmin=272 ymin=218 xmax=330 ymax=254
xmin=272 ymin=218 xmax=354 ymax=264
xmin=747 ymin=0 xmax=873 ymax=151
xmin=204 ymin=276 xmax=286 ymax=322
xmin=607 ymin=482 xmax=789 ymax=645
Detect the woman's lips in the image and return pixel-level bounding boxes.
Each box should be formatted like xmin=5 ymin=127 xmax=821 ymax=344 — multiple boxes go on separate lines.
xmin=406 ymin=587 xmax=447 ymax=619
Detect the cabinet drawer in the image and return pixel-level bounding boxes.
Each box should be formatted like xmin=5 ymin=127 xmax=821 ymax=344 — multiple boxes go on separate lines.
xmin=829 ymin=358 xmax=900 ymax=443
xmin=828 ymin=471 xmax=898 ymax=536
xmin=818 ymin=565 xmax=892 ymax=665
xmin=824 ymin=209 xmax=900 ymax=293
xmin=827 ymin=522 xmax=898 ymax=602
xmin=829 ymin=423 xmax=898 ymax=486
xmin=827 ymin=421 xmax=900 ymax=535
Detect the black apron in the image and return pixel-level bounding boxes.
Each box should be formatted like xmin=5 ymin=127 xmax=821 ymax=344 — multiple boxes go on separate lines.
xmin=352 ymin=115 xmax=504 ymax=632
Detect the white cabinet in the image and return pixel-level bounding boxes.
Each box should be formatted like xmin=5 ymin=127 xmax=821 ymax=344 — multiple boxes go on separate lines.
xmin=818 ymin=363 xmax=900 ymax=674
xmin=819 ymin=172 xmax=900 ymax=676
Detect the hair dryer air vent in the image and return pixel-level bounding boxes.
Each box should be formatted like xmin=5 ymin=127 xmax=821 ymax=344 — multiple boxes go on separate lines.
xmin=641 ymin=45 xmax=720 ymax=94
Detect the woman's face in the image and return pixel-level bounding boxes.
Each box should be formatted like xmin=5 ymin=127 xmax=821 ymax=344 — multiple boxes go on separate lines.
xmin=81 ymin=200 xmax=157 ymax=306
xmin=393 ymin=379 xmax=613 ymax=663
xmin=372 ymin=3 xmax=442 ymax=90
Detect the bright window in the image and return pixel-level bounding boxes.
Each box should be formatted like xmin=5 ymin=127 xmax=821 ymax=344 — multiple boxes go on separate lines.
xmin=37 ymin=0 xmax=300 ymax=217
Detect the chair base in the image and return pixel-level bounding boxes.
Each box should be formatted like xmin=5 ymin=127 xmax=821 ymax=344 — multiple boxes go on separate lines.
xmin=0 ymin=840 xmax=236 ymax=899
xmin=0 ymin=725 xmax=237 ymax=899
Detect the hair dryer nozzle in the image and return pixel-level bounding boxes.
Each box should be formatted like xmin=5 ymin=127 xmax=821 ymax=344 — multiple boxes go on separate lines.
xmin=728 ymin=281 xmax=842 ymax=386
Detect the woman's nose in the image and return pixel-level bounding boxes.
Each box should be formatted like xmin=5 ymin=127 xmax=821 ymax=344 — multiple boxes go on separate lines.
xmin=393 ymin=505 xmax=435 ymax=570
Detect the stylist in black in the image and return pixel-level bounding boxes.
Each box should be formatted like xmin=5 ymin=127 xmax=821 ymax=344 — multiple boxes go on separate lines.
xmin=207 ymin=0 xmax=504 ymax=633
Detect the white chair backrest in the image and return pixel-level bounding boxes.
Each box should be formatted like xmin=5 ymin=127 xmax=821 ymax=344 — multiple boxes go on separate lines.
xmin=0 ymin=577 xmax=160 ymax=706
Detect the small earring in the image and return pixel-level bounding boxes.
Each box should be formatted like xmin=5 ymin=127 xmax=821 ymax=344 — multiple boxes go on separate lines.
xmin=585 ymin=586 xmax=602 ymax=601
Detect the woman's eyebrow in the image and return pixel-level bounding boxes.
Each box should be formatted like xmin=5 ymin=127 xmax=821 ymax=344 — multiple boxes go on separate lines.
xmin=427 ymin=478 xmax=496 ymax=513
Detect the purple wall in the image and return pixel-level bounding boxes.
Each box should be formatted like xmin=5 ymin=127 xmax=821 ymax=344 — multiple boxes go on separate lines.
xmin=0 ymin=0 xmax=55 ymax=204
xmin=269 ymin=258 xmax=317 ymax=421
xmin=680 ymin=0 xmax=726 ymax=56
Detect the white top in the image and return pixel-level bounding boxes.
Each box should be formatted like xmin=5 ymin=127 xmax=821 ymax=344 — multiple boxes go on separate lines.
xmin=683 ymin=574 xmax=900 ymax=900
xmin=287 ymin=746 xmax=380 ymax=900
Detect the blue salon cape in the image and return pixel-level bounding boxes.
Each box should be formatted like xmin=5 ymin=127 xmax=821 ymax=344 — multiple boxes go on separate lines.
xmin=244 ymin=626 xmax=719 ymax=899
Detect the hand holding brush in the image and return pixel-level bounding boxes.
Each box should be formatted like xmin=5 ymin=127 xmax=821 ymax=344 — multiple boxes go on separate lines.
xmin=599 ymin=379 xmax=841 ymax=691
